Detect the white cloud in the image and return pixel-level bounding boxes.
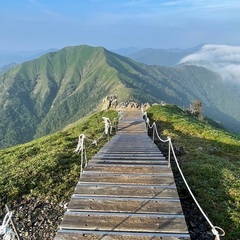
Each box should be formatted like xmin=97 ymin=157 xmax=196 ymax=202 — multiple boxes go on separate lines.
xmin=180 ymin=44 xmax=240 ymax=83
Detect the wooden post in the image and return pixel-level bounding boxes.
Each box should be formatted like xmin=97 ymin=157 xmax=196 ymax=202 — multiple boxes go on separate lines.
xmin=168 ymin=139 xmax=171 ymax=168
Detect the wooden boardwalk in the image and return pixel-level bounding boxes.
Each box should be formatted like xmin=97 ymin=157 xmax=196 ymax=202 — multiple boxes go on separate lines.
xmin=54 ymin=111 xmax=190 ymax=240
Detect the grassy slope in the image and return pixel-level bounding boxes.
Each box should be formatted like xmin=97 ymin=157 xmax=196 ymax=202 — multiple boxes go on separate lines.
xmin=0 ymin=110 xmax=118 ymax=206
xmin=147 ymin=105 xmax=240 ymax=239
xmin=1 ymin=45 xmax=240 ymax=149
xmin=0 ymin=46 xmax=123 ymax=148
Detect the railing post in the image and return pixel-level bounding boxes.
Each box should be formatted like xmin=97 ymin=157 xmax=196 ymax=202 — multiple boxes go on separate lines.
xmin=168 ymin=137 xmax=171 ymax=167
xmin=80 ymin=147 xmax=83 ymax=176
xmin=152 ymin=127 xmax=155 ymax=143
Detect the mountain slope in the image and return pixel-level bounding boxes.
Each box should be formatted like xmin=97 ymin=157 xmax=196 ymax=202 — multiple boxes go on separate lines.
xmin=127 ymin=44 xmax=204 ymax=66
xmin=105 ymin=51 xmax=240 ymax=133
xmin=0 ymin=46 xmax=123 ymax=147
xmin=0 ymin=44 xmax=240 ymax=148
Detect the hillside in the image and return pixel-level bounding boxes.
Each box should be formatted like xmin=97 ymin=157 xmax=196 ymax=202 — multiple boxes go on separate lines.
xmin=0 ymin=44 xmax=240 ymax=149
xmin=147 ymin=104 xmax=240 ymax=240
xmin=0 ymin=105 xmax=239 ymax=239
xmin=0 ymin=109 xmax=118 ymax=239
xmin=0 ymin=45 xmax=125 ymax=148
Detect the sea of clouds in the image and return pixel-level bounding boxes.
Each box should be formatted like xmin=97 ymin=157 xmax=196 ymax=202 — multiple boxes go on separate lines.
xmin=180 ymin=44 xmax=240 ymax=83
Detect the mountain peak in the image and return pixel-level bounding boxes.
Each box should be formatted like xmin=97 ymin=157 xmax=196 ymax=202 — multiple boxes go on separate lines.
xmin=0 ymin=44 xmax=240 ymax=148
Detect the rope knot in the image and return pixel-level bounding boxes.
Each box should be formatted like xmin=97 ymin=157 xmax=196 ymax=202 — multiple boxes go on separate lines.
xmin=0 ymin=211 xmax=12 ymax=235
xmin=74 ymin=134 xmax=86 ymax=153
xmin=212 ymin=226 xmax=225 ymax=240
xmin=0 ymin=211 xmax=15 ymax=239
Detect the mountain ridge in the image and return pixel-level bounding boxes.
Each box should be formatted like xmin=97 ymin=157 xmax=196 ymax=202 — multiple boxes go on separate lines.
xmin=0 ymin=44 xmax=240 ymax=148
xmin=127 ymin=44 xmax=204 ymax=66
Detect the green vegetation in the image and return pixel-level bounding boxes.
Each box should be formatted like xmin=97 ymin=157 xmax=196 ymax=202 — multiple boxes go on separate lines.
xmin=1 ymin=44 xmax=240 ymax=149
xmin=0 ymin=110 xmax=118 ymax=207
xmin=147 ymin=104 xmax=240 ymax=240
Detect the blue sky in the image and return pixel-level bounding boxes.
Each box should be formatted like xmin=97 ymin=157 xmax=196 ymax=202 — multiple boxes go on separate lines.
xmin=1 ymin=0 xmax=240 ymax=51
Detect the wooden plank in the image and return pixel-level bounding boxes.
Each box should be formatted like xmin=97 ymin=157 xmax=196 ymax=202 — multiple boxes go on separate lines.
xmin=96 ymin=151 xmax=163 ymax=158
xmin=84 ymin=165 xmax=172 ymax=174
xmin=98 ymin=150 xmax=162 ymax=153
xmin=67 ymin=197 xmax=183 ymax=214
xmin=59 ymin=212 xmax=189 ymax=233
xmin=93 ymin=156 xmax=165 ymax=159
xmin=89 ymin=159 xmax=168 ymax=165
xmin=89 ymin=159 xmax=168 ymax=166
xmin=55 ymin=230 xmax=191 ymax=240
xmin=80 ymin=173 xmax=175 ymax=185
xmin=74 ymin=183 xmax=178 ymax=198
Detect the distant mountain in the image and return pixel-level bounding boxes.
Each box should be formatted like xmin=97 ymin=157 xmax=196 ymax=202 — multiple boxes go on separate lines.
xmin=128 ymin=44 xmax=204 ymax=66
xmin=0 ymin=62 xmax=18 ymax=74
xmin=111 ymin=47 xmax=141 ymax=56
xmin=0 ymin=49 xmax=58 ymax=68
xmin=0 ymin=44 xmax=240 ymax=148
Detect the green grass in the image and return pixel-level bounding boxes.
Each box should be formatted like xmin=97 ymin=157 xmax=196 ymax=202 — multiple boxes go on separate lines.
xmin=147 ymin=104 xmax=240 ymax=240
xmin=0 ymin=110 xmax=118 ymax=207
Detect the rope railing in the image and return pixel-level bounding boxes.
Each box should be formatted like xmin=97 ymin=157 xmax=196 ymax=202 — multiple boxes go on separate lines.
xmin=0 ymin=205 xmax=21 ymax=240
xmin=74 ymin=115 xmax=119 ymax=177
xmin=142 ymin=111 xmax=225 ymax=240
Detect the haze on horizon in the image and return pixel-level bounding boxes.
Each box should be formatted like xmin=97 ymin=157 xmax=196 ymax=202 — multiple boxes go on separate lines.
xmin=1 ymin=0 xmax=240 ymax=52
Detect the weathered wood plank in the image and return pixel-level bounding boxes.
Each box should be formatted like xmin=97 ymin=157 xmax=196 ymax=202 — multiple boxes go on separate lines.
xmin=55 ymin=230 xmax=190 ymax=240
xmin=89 ymin=159 xmax=168 ymax=165
xmin=95 ymin=152 xmax=163 ymax=158
xmin=67 ymin=197 xmax=183 ymax=214
xmin=92 ymin=156 xmax=165 ymax=160
xmin=74 ymin=183 xmax=178 ymax=198
xmin=60 ymin=212 xmax=189 ymax=233
xmin=84 ymin=164 xmax=172 ymax=174
xmin=80 ymin=173 xmax=175 ymax=185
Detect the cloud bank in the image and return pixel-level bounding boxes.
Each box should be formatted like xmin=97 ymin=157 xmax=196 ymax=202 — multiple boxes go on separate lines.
xmin=180 ymin=44 xmax=240 ymax=83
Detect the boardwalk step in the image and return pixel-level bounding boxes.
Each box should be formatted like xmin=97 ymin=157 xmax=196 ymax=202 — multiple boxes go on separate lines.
xmin=74 ymin=183 xmax=178 ymax=198
xmin=84 ymin=164 xmax=172 ymax=174
xmin=67 ymin=196 xmax=183 ymax=214
xmin=95 ymin=152 xmax=164 ymax=156
xmin=59 ymin=212 xmax=189 ymax=233
xmin=80 ymin=173 xmax=175 ymax=185
xmin=89 ymin=159 xmax=168 ymax=165
xmin=55 ymin=230 xmax=190 ymax=240
xmin=94 ymin=155 xmax=164 ymax=159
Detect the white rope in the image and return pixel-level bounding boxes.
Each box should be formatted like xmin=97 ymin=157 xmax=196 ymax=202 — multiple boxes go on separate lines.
xmin=102 ymin=117 xmax=112 ymax=135
xmin=168 ymin=138 xmax=225 ymax=239
xmin=145 ymin=113 xmax=225 ymax=239
xmin=3 ymin=228 xmax=15 ymax=240
xmin=0 ymin=211 xmax=12 ymax=235
xmin=74 ymin=134 xmax=86 ymax=153
xmin=0 ymin=211 xmax=15 ymax=240
xmin=74 ymin=114 xmax=120 ymax=176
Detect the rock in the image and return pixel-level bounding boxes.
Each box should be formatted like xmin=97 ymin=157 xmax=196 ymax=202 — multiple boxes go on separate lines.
xmin=197 ymin=146 xmax=204 ymax=152
xmin=209 ymin=146 xmax=220 ymax=154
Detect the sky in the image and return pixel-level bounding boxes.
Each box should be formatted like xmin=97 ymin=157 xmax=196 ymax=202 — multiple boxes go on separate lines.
xmin=1 ymin=0 xmax=240 ymax=52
